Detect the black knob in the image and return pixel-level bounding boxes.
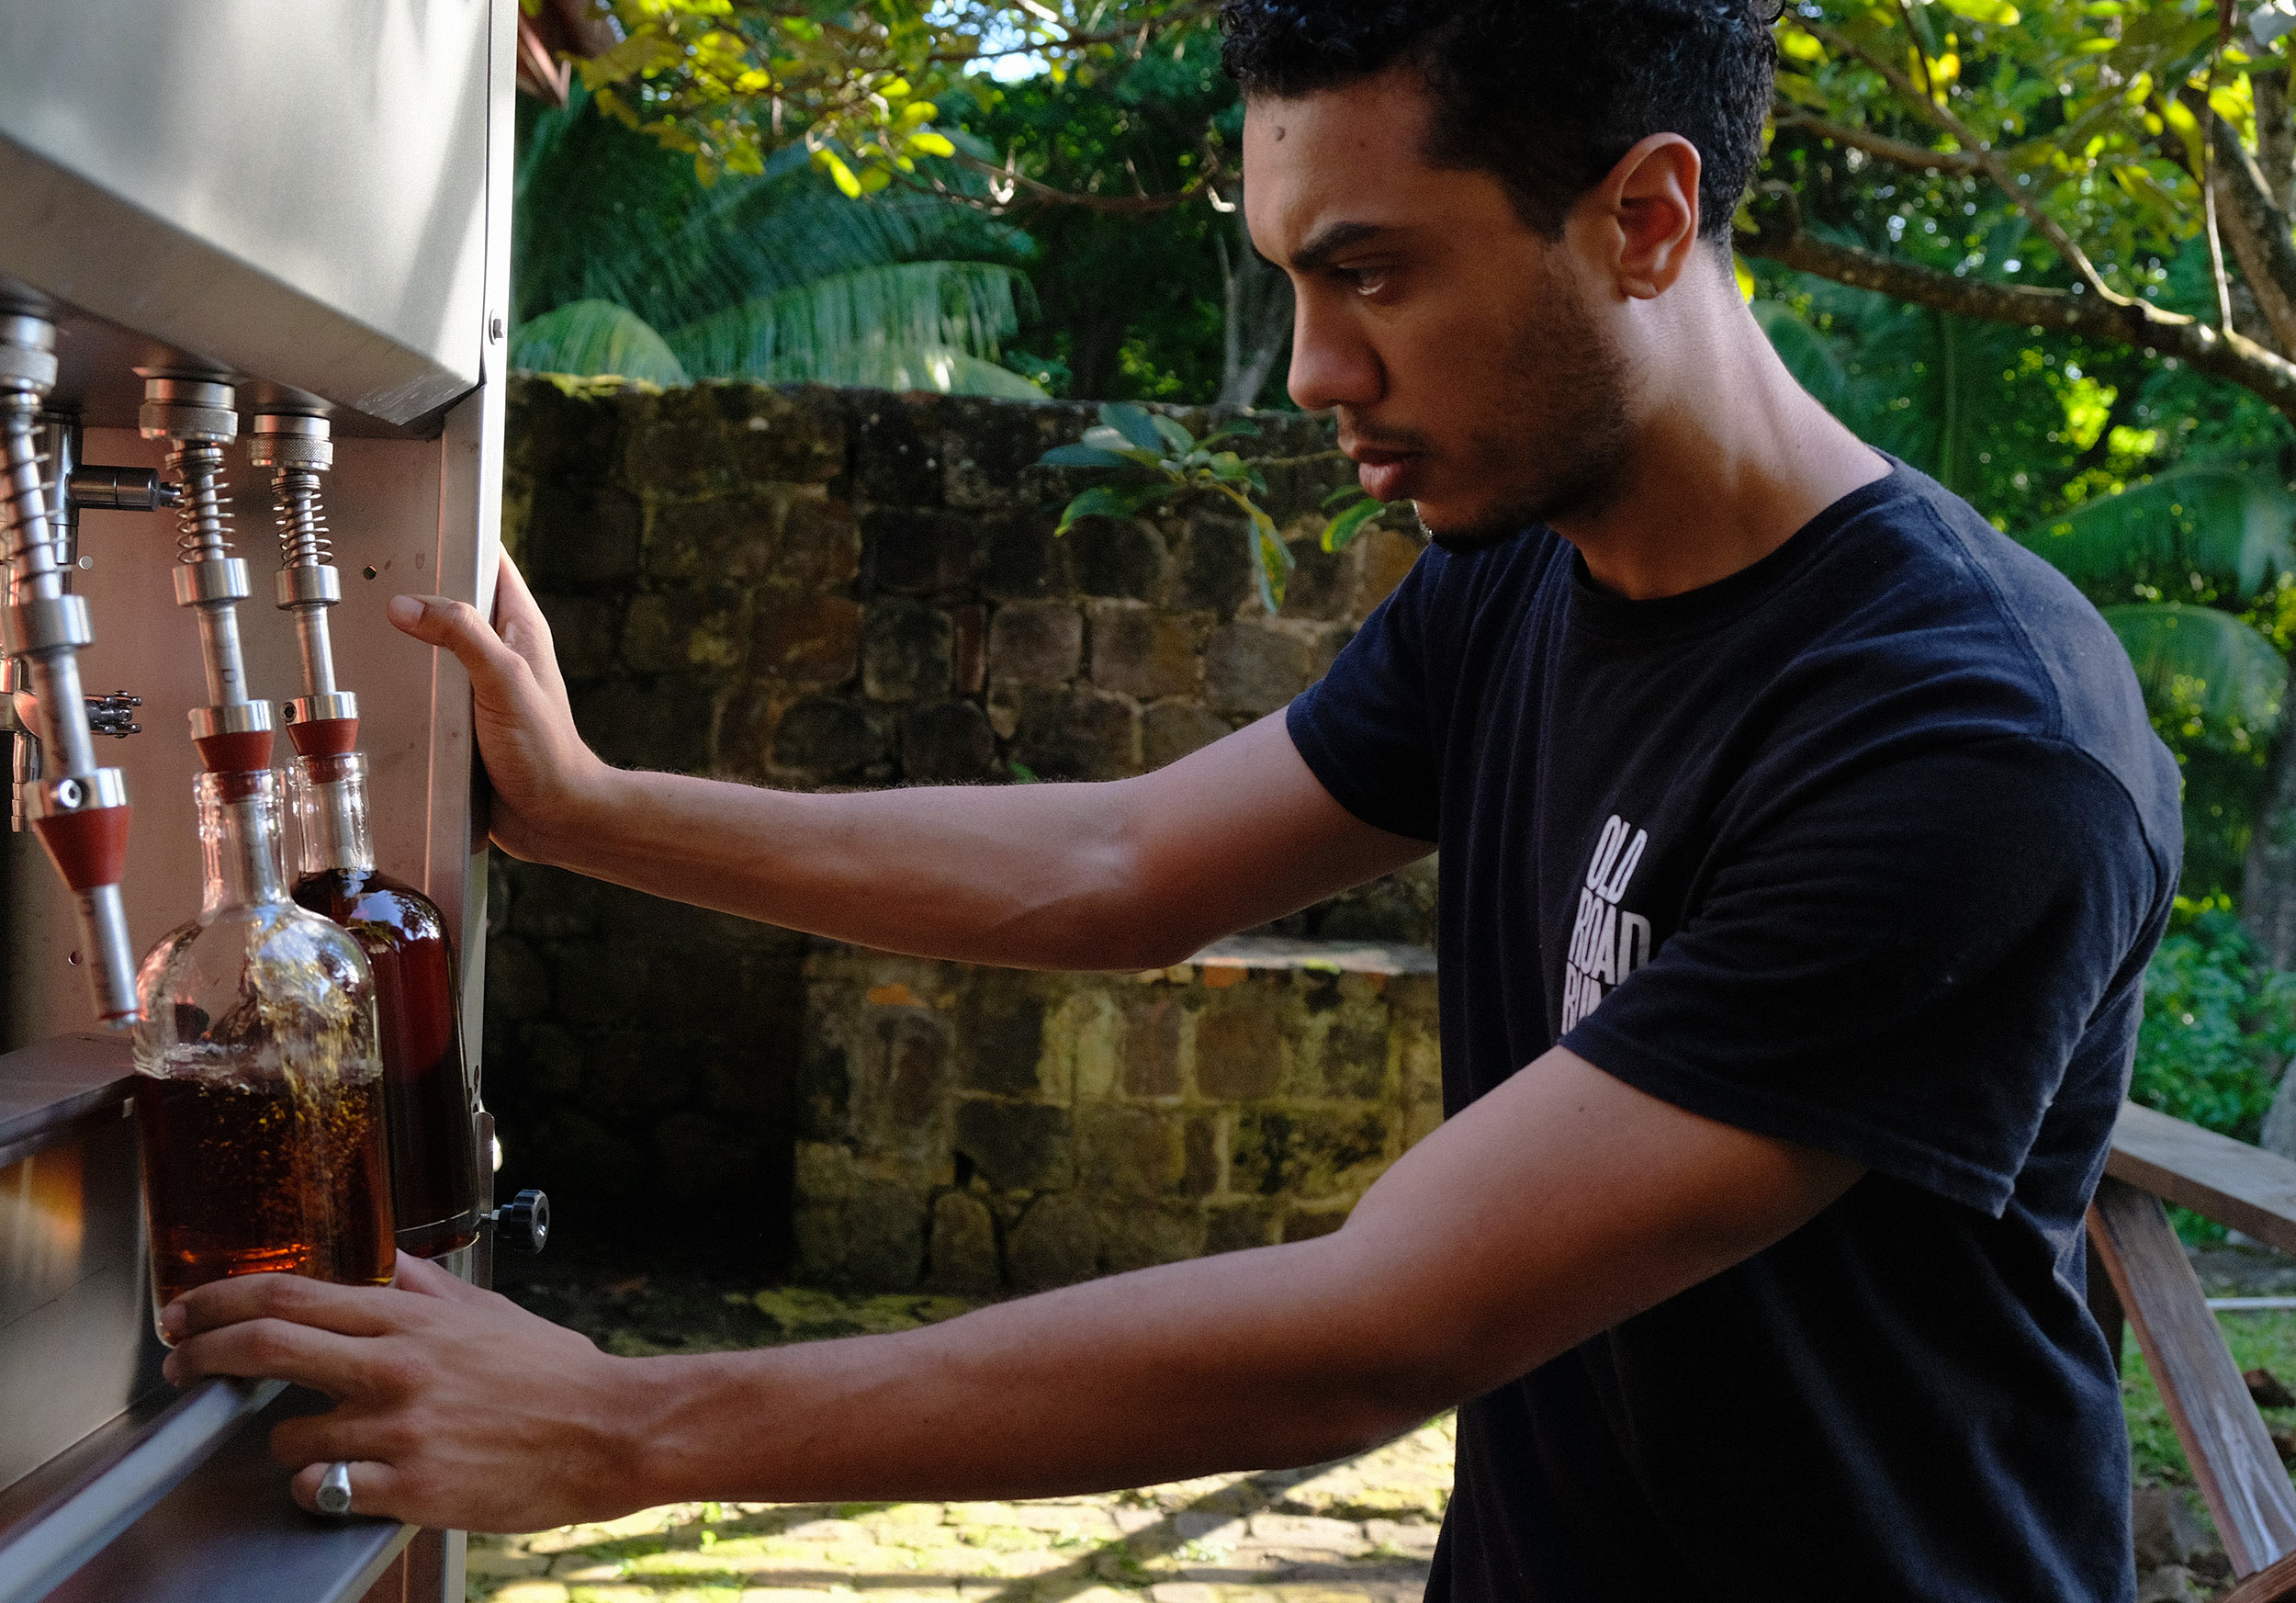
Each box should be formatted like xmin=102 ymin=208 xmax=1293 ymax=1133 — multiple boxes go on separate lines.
xmin=489 ymin=1189 xmax=549 ymax=1255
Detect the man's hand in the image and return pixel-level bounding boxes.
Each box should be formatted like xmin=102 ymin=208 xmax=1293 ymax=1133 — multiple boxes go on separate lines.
xmin=162 ymin=1050 xmax=1862 ymax=1529
xmin=162 ymin=1254 xmax=646 ymax=1533
xmin=387 ymin=553 xmax=606 ymax=864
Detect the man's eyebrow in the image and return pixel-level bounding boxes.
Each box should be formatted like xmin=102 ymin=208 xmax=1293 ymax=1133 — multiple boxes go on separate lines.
xmin=1289 ymin=221 xmax=1394 ymax=272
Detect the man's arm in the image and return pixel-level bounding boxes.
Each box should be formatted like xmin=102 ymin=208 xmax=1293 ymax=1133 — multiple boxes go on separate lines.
xmin=390 ymin=556 xmax=1427 ymax=969
xmin=161 ymin=1047 xmax=1863 ymax=1533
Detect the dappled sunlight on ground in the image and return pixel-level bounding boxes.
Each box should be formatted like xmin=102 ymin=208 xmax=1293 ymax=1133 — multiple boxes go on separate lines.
xmin=474 ymin=1273 xmax=1450 ymax=1601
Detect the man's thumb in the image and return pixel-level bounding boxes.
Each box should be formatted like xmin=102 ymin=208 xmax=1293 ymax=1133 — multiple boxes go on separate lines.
xmin=388 ymin=594 xmax=505 ymax=677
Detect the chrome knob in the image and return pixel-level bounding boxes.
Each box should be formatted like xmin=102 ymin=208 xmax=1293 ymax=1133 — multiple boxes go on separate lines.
xmin=487 ymin=1189 xmax=548 ymax=1255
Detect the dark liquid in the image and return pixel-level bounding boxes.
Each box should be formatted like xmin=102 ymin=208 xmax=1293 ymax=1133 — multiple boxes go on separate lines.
xmin=294 ymin=868 xmax=483 ymax=1258
xmin=136 ymin=1071 xmax=395 ymax=1322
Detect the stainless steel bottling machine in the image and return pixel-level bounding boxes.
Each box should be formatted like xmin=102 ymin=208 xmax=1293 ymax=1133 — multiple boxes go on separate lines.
xmin=0 ymin=5 xmax=545 ymax=1599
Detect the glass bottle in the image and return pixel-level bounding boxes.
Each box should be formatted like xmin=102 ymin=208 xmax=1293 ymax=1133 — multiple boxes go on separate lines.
xmin=288 ymin=751 xmax=483 ymax=1259
xmin=133 ymin=770 xmax=394 ymax=1340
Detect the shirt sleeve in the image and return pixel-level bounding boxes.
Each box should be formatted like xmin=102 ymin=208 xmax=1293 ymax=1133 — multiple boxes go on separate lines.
xmin=1285 ymin=550 xmax=1445 ymax=843
xmin=1560 ymin=735 xmax=2169 ymax=1214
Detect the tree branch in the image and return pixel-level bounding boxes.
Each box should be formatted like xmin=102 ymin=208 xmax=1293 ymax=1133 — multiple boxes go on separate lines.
xmin=1811 ymin=20 xmax=2133 ymax=307
xmin=1772 ymin=104 xmax=1985 ymax=175
xmin=946 ymin=148 xmax=1218 ymax=213
xmin=1735 ymin=186 xmax=2296 ymax=423
xmin=2200 ymin=99 xmax=2296 ymax=356
xmin=2259 ymin=65 xmax=2296 ymax=217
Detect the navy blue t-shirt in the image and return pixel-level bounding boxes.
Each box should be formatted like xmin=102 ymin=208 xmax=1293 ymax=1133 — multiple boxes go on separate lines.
xmin=1286 ymin=459 xmax=2182 ymax=1602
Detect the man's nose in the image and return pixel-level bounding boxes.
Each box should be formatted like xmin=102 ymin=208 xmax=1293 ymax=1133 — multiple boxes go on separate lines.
xmin=1286 ymin=291 xmax=1383 ymax=413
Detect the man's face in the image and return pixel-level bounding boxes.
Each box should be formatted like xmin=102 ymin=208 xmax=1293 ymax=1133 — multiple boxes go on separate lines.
xmin=1244 ymin=71 xmax=1634 ymax=544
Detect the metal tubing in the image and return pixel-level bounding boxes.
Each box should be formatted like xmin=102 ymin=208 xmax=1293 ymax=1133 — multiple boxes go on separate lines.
xmin=75 ymin=882 xmax=135 ymax=1017
xmin=257 ymin=413 xmax=349 ymax=716
xmin=190 ymin=601 xmax=247 ymax=709
xmin=19 ymin=642 xmax=97 ymax=795
xmin=294 ymin=605 xmax=337 ymax=698
xmin=2 ymin=315 xmax=136 ymax=1024
xmin=145 ymin=382 xmax=273 ymax=763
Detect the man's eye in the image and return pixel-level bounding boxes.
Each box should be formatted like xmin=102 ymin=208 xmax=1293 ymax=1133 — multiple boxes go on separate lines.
xmin=1345 ymin=268 xmax=1390 ymax=297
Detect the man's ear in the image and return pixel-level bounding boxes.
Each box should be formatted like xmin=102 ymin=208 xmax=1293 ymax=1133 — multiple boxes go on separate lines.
xmin=1582 ymin=133 xmax=1704 ymax=300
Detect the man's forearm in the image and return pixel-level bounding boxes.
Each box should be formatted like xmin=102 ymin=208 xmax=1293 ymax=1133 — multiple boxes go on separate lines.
xmin=532 ymin=715 xmax=1427 ymax=970
xmin=620 ymin=1237 xmax=1437 ymax=1508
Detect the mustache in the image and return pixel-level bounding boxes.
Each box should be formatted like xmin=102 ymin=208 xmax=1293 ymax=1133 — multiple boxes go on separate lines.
xmin=1337 ymin=416 xmax=1434 ymax=458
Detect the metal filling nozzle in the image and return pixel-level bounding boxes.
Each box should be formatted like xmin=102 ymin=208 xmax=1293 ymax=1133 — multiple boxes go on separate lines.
xmin=141 ymin=376 xmax=274 ymax=774
xmin=250 ymin=411 xmax=358 ymax=758
xmin=2 ymin=313 xmax=138 ymax=1025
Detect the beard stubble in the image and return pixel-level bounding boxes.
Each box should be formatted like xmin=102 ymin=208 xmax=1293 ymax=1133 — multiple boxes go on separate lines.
xmin=1418 ymin=261 xmax=1636 ymax=552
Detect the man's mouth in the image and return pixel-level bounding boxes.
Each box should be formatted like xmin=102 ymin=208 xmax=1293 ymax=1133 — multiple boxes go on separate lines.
xmin=1351 ymin=448 xmax=1421 ymax=504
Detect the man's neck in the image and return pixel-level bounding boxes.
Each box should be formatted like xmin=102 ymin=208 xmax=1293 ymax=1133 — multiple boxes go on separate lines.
xmin=1552 ymin=307 xmax=1886 ymax=603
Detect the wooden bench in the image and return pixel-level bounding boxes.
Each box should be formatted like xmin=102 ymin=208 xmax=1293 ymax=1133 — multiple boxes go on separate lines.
xmin=2092 ymin=1101 xmax=2296 ymax=1599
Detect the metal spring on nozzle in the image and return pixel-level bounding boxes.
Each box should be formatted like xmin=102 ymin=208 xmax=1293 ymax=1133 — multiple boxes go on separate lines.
xmin=273 ymin=466 xmax=332 ymax=570
xmin=0 ymin=395 xmax=51 ymax=574
xmin=167 ymin=441 xmax=232 ymax=565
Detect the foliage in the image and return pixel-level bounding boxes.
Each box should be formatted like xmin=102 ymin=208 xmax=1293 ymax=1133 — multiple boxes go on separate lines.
xmin=1040 ymin=403 xmax=1388 ymax=612
xmin=949 ymin=23 xmax=1281 ymax=404
xmin=512 ymin=85 xmax=1043 ymax=394
xmin=1746 ymin=246 xmax=2296 ymax=895
xmin=2119 ymin=1307 xmax=2296 ymax=1522
xmin=2132 ymin=900 xmax=2296 ymax=1141
xmin=559 ymin=1 xmax=1220 ymax=194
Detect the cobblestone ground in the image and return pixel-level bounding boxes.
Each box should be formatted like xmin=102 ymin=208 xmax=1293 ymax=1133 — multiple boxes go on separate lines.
xmin=466 ymin=1416 xmax=1453 ymax=1603
xmin=469 ymin=1275 xmax=1455 ymax=1603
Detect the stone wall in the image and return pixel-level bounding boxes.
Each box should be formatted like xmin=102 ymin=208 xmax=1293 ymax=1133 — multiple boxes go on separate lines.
xmin=484 ymin=378 xmax=1436 ymax=1279
xmin=796 ymin=939 xmax=1440 ymax=1293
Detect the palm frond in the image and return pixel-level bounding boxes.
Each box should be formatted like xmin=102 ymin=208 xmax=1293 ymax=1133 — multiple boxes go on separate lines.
xmin=667 ymin=263 xmax=1040 ymax=393
xmin=2020 ymin=463 xmax=2296 ymax=598
xmin=514 ymin=85 xmax=1032 ymax=332
xmin=2101 ymin=602 xmax=2287 ymax=732
xmin=510 ymin=299 xmax=690 ymax=386
xmin=793 ymin=344 xmax=1052 ymax=400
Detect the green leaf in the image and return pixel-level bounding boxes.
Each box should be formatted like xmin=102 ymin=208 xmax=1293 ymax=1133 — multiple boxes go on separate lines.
xmin=1322 ymin=483 xmax=1370 ymax=510
xmin=1243 ymin=502 xmax=1293 ymax=614
xmin=1205 ymin=452 xmax=1253 ymax=481
xmin=1054 ymin=483 xmax=1163 ymax=536
xmin=1150 ymin=414 xmax=1195 ymax=457
xmin=1007 ymin=760 xmax=1039 ymax=784
xmin=2016 ymin=462 xmax=2296 ymax=599
xmin=1039 ymin=444 xmax=1130 ymax=468
xmin=1199 ymin=422 xmax=1263 ymax=448
xmin=1079 ymin=424 xmax=1166 ymax=468
xmin=1938 ymin=0 xmax=2019 ymax=24
xmin=1322 ymin=496 xmax=1389 ymax=553
xmin=1098 ymin=402 xmax=1165 ymax=457
xmin=2102 ymin=604 xmax=2286 ymax=735
xmin=511 ymin=299 xmax=691 ymax=386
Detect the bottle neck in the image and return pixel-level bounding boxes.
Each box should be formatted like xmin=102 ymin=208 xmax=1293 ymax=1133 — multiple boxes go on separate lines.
xmin=292 ymin=752 xmax=375 ymax=876
xmin=197 ymin=772 xmax=288 ymax=912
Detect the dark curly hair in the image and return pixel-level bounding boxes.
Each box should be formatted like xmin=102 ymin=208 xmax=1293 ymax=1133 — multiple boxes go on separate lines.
xmin=1220 ymin=0 xmax=1781 ymax=243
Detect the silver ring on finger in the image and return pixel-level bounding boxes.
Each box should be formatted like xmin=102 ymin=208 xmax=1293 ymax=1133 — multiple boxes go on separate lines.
xmin=317 ymin=1460 xmax=354 ymax=1517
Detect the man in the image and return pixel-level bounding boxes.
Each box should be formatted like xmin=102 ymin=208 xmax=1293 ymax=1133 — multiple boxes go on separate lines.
xmin=165 ymin=2 xmax=2179 ymax=1597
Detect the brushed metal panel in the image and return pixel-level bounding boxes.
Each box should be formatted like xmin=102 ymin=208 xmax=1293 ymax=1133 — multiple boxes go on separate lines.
xmin=36 ymin=1386 xmax=413 ymax=1603
xmin=0 ymin=1101 xmax=160 ymax=1496
xmin=5 ymin=430 xmax=467 ymax=1045
xmin=0 ymin=1 xmax=490 ymax=424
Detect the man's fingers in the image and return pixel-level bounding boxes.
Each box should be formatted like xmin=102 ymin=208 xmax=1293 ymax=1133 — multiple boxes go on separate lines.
xmin=386 ymin=592 xmax=533 ymax=693
xmin=288 ymin=1458 xmax=407 ymax=1521
xmin=163 ymin=1317 xmax=387 ymax=1396
xmin=391 ymin=1249 xmax=494 ymax=1305
xmin=490 ymin=552 xmax=564 ymax=687
xmin=163 ymin=1270 xmax=408 ymax=1345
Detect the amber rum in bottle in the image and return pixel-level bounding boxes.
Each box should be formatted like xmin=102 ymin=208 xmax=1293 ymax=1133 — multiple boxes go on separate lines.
xmin=133 ymin=770 xmax=393 ymax=1338
xmin=290 ymin=751 xmax=483 ymax=1258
